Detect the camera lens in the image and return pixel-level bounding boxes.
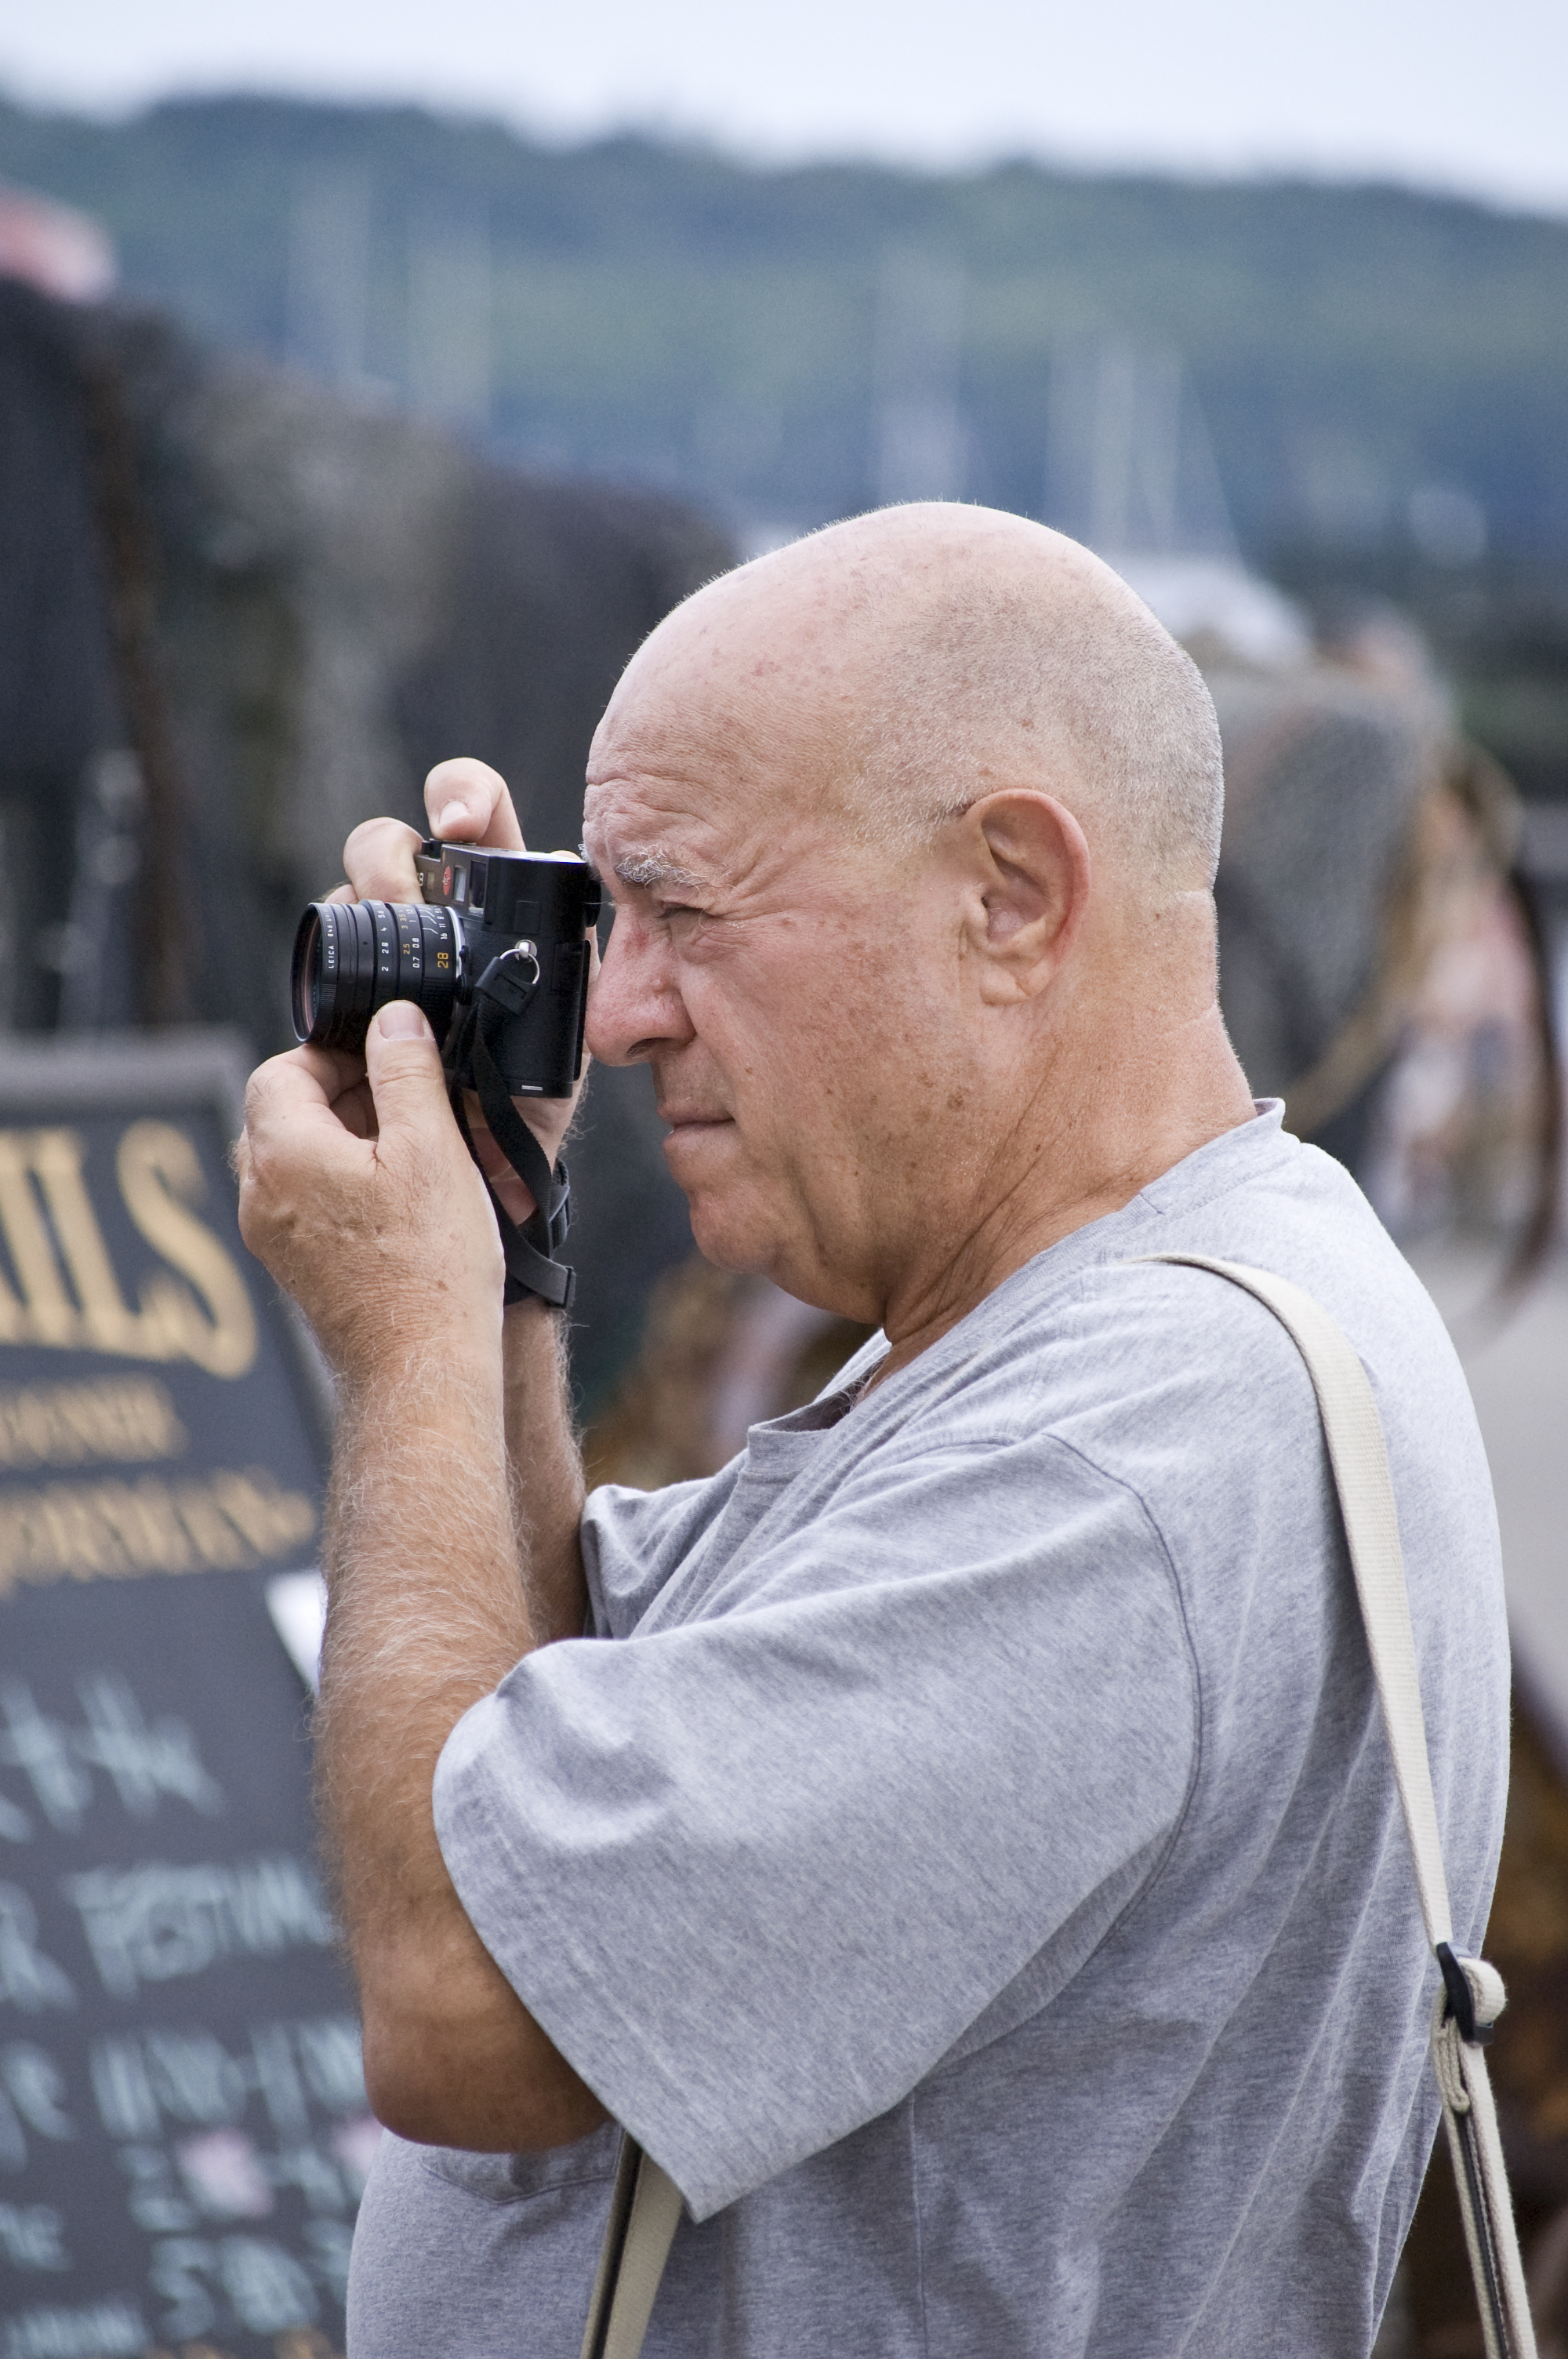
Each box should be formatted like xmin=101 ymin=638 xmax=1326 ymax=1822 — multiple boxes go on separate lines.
xmin=290 ymin=900 xmax=463 ymax=1053
xmin=299 ymin=923 xmax=323 ymax=1030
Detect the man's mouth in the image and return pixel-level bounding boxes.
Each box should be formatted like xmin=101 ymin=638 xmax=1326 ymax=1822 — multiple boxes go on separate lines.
xmin=658 ymin=1105 xmax=733 ymax=1130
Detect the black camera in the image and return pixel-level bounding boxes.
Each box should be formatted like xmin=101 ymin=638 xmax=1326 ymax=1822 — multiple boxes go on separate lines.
xmin=291 ymin=841 xmax=601 ymax=1096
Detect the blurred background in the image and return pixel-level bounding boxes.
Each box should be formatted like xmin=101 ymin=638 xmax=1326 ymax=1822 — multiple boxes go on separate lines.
xmin=0 ymin=2 xmax=1566 ymax=2351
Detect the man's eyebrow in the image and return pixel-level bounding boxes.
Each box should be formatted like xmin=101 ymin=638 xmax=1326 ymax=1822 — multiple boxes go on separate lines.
xmin=612 ymin=852 xmax=707 ymax=895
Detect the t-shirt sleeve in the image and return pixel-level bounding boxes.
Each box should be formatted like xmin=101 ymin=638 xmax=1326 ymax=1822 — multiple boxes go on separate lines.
xmin=434 ymin=1434 xmax=1196 ymax=2218
xmin=580 ymin=1472 xmax=743 ymax=1636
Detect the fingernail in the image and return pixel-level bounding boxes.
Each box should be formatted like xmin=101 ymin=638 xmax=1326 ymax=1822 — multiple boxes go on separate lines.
xmin=376 ymin=1001 xmax=431 ymax=1040
xmin=434 ymin=801 xmax=468 ymax=837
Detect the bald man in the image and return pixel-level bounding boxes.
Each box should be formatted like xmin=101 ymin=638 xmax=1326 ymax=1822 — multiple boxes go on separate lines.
xmin=238 ymin=505 xmax=1508 ymax=2359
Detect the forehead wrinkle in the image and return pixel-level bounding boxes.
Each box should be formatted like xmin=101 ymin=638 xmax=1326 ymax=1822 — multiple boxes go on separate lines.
xmin=586 ymin=762 xmax=760 ymax=900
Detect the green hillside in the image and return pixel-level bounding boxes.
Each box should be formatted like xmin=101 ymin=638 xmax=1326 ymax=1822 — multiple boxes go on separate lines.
xmin=5 ymin=93 xmax=1568 ymax=550
xmin=4 ymin=90 xmax=1568 ymax=791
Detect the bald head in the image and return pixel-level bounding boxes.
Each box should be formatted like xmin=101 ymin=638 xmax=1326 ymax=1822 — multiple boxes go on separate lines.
xmin=601 ymin=503 xmax=1225 ymax=893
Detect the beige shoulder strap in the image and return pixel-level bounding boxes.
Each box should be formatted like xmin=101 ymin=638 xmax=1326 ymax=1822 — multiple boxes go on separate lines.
xmin=579 ymin=2133 xmax=683 ymax=2359
xmin=577 ymin=1254 xmax=1538 ymax=2359
xmin=1145 ymin=1254 xmax=1535 ymax=2359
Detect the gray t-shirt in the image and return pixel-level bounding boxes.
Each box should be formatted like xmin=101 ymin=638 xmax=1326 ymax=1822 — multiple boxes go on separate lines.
xmin=349 ymin=1107 xmax=1509 ymax=2358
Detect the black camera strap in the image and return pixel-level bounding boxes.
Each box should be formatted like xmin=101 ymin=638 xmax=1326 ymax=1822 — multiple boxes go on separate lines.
xmin=443 ymin=954 xmax=577 ymax=1312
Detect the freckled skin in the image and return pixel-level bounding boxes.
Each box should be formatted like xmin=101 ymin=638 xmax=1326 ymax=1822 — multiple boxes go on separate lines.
xmin=583 ymin=775 xmax=955 ymax=1321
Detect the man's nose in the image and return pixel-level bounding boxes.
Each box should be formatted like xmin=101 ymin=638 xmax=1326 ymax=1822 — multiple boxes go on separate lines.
xmin=586 ymin=911 xmax=695 ymax=1067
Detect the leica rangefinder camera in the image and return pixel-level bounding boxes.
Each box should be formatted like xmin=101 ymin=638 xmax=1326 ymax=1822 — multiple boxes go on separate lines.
xmin=291 ymin=841 xmax=601 ymax=1096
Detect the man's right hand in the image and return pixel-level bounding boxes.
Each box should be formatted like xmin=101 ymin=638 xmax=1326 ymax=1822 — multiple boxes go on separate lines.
xmin=237 ymin=1003 xmax=504 ymax=1388
xmin=239 ymin=760 xmax=554 ymax=1378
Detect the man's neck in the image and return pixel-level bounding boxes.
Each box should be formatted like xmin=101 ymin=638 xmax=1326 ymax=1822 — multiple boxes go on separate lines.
xmin=866 ymin=1010 xmax=1256 ymax=1391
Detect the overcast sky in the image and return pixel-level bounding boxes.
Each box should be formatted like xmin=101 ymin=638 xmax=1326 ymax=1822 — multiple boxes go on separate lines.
xmin=4 ymin=0 xmax=1566 ymax=218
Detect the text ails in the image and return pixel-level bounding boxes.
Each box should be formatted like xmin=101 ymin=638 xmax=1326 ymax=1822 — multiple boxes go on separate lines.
xmin=0 ymin=1125 xmax=256 ymax=1377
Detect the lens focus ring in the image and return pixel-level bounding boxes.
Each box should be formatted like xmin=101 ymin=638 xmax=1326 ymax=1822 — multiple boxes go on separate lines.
xmin=291 ymin=900 xmax=462 ymax=1052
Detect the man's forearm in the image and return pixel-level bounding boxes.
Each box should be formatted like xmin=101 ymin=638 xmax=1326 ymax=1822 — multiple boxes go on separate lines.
xmin=316 ymin=1342 xmax=528 ymax=1968
xmin=314 ymin=1328 xmax=602 ymax=2146
xmin=318 ymin=1302 xmax=584 ymax=1927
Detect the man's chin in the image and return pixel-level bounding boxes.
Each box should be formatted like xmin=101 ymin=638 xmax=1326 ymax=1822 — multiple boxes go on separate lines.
xmin=685 ymin=1210 xmax=777 ymax=1278
xmin=662 ymin=1124 xmax=792 ymax=1267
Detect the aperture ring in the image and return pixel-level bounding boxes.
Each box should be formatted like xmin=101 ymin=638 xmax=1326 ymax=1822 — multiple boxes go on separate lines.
xmin=292 ymin=897 xmax=463 ymax=1054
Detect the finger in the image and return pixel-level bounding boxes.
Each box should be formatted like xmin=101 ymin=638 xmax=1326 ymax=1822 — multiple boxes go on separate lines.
xmin=425 ymin=758 xmax=527 ymax=853
xmin=343 ymin=817 xmax=425 ymax=903
xmin=238 ymin=1045 xmax=375 ymax=1262
xmin=243 ymin=1043 xmax=370 ymax=1150
xmin=363 ymin=1001 xmax=462 ymax=1154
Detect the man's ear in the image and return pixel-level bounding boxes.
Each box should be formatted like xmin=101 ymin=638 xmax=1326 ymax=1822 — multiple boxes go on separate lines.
xmin=963 ymin=790 xmax=1091 ymax=1003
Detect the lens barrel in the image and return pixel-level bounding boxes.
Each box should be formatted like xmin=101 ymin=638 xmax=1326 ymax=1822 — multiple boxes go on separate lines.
xmin=290 ymin=900 xmax=462 ymax=1053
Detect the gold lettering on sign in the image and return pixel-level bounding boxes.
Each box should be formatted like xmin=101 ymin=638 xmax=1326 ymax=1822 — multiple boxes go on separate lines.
xmin=117 ymin=1121 xmax=258 ymax=1378
xmin=0 ymin=1467 xmax=317 ymax=1597
xmin=0 ymin=1122 xmax=258 ymax=1378
xmin=29 ymin=1128 xmax=167 ymax=1356
xmin=0 ymin=1376 xmax=187 ymax=1468
xmin=0 ymin=1133 xmax=78 ymax=1347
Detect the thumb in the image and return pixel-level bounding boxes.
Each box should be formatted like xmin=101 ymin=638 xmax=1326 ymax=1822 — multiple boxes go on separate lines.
xmin=364 ymin=1001 xmax=450 ymax=1140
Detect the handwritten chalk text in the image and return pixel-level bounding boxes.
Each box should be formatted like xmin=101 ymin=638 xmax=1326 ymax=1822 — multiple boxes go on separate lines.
xmin=62 ymin=1856 xmax=334 ymax=2000
xmin=0 ymin=1674 xmax=225 ymax=1841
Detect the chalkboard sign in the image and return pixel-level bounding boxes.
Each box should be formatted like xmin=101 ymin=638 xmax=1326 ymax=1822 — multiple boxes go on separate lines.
xmin=0 ymin=1033 xmax=362 ymax=2359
